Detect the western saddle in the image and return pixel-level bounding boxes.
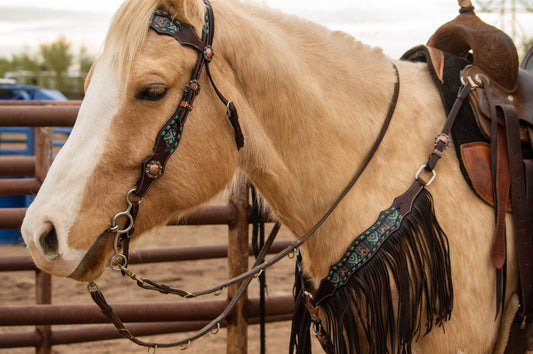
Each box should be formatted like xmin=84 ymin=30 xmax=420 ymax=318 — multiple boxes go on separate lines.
xmin=420 ymin=0 xmax=532 ymax=350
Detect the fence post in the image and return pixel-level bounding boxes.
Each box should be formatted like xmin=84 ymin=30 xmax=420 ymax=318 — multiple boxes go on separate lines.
xmin=34 ymin=127 xmax=54 ymax=354
xmin=34 ymin=127 xmax=53 ymax=184
xmin=227 ymin=179 xmax=249 ymax=354
xmin=35 ymin=270 xmax=52 ymax=354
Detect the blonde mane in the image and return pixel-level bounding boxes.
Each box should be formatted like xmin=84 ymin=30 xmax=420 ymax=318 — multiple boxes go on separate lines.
xmin=102 ymin=0 xmax=160 ymax=80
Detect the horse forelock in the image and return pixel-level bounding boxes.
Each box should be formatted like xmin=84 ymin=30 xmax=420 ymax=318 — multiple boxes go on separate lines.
xmin=102 ymin=0 xmax=160 ymax=82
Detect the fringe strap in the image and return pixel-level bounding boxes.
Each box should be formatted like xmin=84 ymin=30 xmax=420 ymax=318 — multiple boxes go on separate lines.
xmin=296 ymin=179 xmax=453 ymax=353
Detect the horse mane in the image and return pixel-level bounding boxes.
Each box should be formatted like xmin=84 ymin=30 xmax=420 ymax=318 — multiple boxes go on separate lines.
xmin=102 ymin=0 xmax=160 ymax=80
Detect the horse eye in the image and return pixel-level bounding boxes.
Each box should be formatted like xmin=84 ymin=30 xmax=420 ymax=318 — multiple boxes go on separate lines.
xmin=136 ymin=84 xmax=168 ymax=101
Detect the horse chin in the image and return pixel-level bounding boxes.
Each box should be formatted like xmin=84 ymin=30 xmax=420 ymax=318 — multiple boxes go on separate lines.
xmin=68 ymin=231 xmax=114 ymax=281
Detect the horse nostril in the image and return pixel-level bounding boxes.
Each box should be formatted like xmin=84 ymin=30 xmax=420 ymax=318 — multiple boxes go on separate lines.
xmin=39 ymin=226 xmax=60 ymax=260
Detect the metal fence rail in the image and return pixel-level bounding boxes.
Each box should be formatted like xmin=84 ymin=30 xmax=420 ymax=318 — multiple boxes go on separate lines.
xmin=0 ymin=101 xmax=295 ymax=353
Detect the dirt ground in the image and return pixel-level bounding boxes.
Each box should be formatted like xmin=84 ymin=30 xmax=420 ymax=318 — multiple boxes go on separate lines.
xmin=0 ymin=222 xmax=302 ymax=354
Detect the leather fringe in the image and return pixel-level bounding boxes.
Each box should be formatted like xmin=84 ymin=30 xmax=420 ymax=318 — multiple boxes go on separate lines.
xmin=289 ymin=251 xmax=314 ymax=354
xmin=296 ymin=188 xmax=453 ymax=353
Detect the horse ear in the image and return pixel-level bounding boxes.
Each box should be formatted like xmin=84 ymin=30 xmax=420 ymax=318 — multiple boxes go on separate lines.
xmin=160 ymin=0 xmax=205 ymax=33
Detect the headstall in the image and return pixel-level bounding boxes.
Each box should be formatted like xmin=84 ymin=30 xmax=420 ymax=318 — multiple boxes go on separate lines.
xmin=105 ymin=0 xmax=245 ymax=271
xmin=87 ymin=1 xmax=406 ymax=349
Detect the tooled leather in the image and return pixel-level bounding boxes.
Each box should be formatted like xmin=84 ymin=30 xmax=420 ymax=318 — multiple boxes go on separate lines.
xmin=150 ymin=13 xmax=206 ymax=52
xmin=427 ymin=8 xmax=519 ymax=92
xmin=463 ymin=65 xmax=533 ymax=146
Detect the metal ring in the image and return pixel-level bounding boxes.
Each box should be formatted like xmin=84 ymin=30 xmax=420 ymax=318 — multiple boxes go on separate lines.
xmin=111 ymin=211 xmax=134 ymax=234
xmin=312 ymin=323 xmax=322 ymax=336
xmin=87 ymin=281 xmax=99 ymax=292
xmin=211 ymin=323 xmax=221 ymax=335
xmin=225 ymin=101 xmax=233 ymax=116
xmin=110 ymin=254 xmax=128 ymax=271
xmin=214 ymin=287 xmax=225 ymax=297
xmin=253 ymin=269 xmax=264 ymax=278
xmin=460 ymin=74 xmax=483 ymax=89
xmin=415 ymin=165 xmax=437 ymax=186
xmin=179 ymin=341 xmax=191 ymax=351
xmin=288 ymin=249 xmax=296 ymax=259
xmin=126 ymin=188 xmax=143 ymax=205
xmin=109 ymin=224 xmax=120 ymax=233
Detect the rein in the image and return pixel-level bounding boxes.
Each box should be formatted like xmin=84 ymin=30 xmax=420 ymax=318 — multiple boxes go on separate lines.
xmin=87 ymin=1 xmax=401 ymax=349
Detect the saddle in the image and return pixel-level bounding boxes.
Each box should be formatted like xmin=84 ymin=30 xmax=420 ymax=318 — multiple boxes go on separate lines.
xmin=415 ymin=2 xmax=533 ymax=350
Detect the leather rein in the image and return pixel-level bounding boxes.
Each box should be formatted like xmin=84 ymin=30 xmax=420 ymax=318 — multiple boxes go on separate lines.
xmin=87 ymin=1 xmax=401 ymax=349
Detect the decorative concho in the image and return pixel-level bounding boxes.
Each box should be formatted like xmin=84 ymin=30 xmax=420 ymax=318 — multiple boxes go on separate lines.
xmin=434 ymin=133 xmax=451 ymax=149
xmin=145 ymin=160 xmax=163 ymax=179
xmin=185 ymin=79 xmax=201 ymax=94
xmin=203 ymin=45 xmax=214 ymax=62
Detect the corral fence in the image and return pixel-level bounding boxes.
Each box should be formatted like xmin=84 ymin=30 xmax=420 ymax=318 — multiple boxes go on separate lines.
xmin=0 ymin=101 xmax=295 ymax=353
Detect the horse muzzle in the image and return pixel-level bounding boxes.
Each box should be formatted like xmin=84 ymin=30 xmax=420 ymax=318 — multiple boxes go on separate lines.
xmin=22 ymin=220 xmax=113 ymax=281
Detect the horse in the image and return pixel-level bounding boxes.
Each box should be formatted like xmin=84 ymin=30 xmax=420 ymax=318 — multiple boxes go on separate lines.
xmin=21 ymin=0 xmax=521 ymax=352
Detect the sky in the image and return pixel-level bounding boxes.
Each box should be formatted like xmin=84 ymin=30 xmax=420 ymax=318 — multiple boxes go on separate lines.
xmin=0 ymin=0 xmax=532 ymax=59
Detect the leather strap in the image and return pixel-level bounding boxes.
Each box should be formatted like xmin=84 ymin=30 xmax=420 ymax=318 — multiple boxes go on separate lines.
xmin=489 ymin=90 xmax=509 ymax=315
xmin=426 ymin=80 xmax=472 ymax=171
xmin=138 ymin=222 xmax=281 ymax=297
xmin=490 ymin=105 xmax=510 ymax=270
xmin=499 ymin=101 xmax=533 ymax=316
xmin=205 ymin=64 xmax=244 ymax=149
xmin=90 ymin=222 xmax=282 ymax=349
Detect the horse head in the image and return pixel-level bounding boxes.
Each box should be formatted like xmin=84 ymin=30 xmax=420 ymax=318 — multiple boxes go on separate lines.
xmin=21 ymin=0 xmax=241 ymax=281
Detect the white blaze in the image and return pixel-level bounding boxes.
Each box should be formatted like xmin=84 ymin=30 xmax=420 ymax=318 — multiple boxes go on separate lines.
xmin=21 ymin=55 xmax=120 ymax=275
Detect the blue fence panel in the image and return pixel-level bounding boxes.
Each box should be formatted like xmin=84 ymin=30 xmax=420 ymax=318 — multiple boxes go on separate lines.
xmin=0 ymin=84 xmax=70 ymax=243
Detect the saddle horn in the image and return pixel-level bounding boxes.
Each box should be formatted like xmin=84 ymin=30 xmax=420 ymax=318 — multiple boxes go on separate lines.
xmin=427 ymin=3 xmax=519 ymax=92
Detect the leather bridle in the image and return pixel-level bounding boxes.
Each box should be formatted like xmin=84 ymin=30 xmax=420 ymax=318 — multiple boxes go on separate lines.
xmin=87 ymin=0 xmax=401 ymax=349
xmin=106 ymin=0 xmax=243 ymax=269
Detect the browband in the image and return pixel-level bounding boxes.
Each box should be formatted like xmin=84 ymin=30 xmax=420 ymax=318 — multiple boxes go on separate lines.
xmin=151 ymin=10 xmax=208 ymax=55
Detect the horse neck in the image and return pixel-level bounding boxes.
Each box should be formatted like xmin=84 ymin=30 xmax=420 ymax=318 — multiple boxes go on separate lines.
xmin=214 ymin=2 xmax=419 ymax=281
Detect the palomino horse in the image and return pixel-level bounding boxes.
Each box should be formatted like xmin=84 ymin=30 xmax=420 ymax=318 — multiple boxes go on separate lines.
xmin=21 ymin=0 xmax=521 ymax=352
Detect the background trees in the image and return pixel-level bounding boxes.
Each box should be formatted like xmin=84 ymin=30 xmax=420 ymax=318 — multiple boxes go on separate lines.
xmin=39 ymin=36 xmax=73 ymax=93
xmin=0 ymin=37 xmax=93 ymax=99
